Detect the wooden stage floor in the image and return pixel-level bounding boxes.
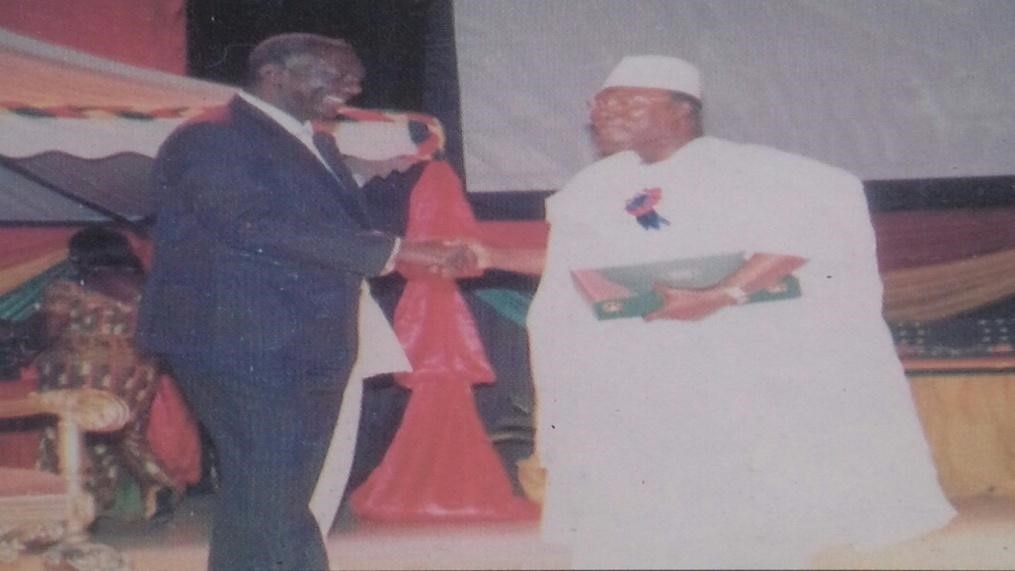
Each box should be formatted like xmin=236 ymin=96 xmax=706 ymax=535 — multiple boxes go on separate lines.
xmin=5 ymin=494 xmax=1015 ymax=570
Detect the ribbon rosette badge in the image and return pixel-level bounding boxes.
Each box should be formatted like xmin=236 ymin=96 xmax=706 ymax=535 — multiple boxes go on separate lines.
xmin=625 ymin=187 xmax=670 ymax=229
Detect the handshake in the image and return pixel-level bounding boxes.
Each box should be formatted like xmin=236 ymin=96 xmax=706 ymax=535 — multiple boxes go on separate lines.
xmin=393 ymin=239 xmax=491 ymax=279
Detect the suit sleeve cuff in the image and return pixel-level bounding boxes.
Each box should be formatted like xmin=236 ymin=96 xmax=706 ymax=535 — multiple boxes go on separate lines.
xmin=381 ymin=236 xmax=402 ymax=275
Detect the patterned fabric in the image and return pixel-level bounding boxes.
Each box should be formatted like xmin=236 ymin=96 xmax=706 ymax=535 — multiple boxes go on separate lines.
xmin=34 ymin=279 xmax=178 ymax=518
xmin=883 ymin=248 xmax=1015 ymax=323
xmin=330 ymin=106 xmax=445 ymax=161
xmin=892 ymin=317 xmax=1015 ymax=359
xmin=0 ymin=100 xmax=445 ymax=161
xmin=0 ymin=101 xmax=202 ymax=120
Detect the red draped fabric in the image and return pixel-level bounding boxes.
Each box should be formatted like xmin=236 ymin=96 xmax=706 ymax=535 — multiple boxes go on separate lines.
xmin=349 ymin=161 xmax=540 ymax=522
xmin=0 ymin=228 xmax=76 ymax=271
xmin=146 ymin=374 xmax=202 ymax=486
xmin=872 ymin=208 xmax=1015 ymax=272
xmin=475 ymin=220 xmax=549 ymax=251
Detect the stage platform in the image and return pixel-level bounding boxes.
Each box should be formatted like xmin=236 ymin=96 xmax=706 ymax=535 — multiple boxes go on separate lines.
xmin=5 ymin=494 xmax=1015 ymax=570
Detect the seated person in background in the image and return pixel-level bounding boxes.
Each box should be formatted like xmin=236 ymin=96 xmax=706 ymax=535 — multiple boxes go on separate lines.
xmin=13 ymin=226 xmax=183 ymax=520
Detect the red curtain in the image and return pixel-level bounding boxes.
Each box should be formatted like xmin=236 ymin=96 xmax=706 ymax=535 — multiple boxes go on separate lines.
xmin=0 ymin=0 xmax=187 ymax=74
xmin=873 ymin=208 xmax=1015 ymax=272
xmin=0 ymin=227 xmax=76 ymax=270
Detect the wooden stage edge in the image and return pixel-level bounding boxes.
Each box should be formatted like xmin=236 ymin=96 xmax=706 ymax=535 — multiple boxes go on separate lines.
xmin=6 ymin=496 xmax=1015 ymax=570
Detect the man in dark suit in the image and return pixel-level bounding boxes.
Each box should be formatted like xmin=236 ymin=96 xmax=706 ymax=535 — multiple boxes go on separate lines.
xmin=137 ymin=33 xmax=468 ymax=571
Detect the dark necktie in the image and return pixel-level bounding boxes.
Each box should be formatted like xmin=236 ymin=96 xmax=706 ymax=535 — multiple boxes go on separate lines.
xmin=311 ymin=131 xmax=372 ymax=228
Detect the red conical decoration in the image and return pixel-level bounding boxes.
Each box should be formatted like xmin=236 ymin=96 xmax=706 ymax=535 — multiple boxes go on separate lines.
xmin=349 ymin=160 xmax=539 ymax=522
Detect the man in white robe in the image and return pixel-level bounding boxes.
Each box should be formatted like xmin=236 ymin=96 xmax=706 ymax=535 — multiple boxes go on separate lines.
xmin=525 ymin=55 xmax=956 ymax=569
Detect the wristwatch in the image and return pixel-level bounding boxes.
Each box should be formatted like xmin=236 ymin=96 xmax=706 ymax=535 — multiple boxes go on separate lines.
xmin=722 ymin=285 xmax=749 ymax=305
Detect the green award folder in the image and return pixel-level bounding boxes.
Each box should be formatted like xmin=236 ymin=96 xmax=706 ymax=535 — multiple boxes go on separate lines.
xmin=570 ymin=251 xmax=803 ymax=320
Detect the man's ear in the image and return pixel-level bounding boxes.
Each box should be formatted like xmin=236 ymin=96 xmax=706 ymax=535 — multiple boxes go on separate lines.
xmin=671 ymin=99 xmax=693 ymax=120
xmin=667 ymin=99 xmax=696 ymax=132
xmin=257 ymin=62 xmax=286 ymax=86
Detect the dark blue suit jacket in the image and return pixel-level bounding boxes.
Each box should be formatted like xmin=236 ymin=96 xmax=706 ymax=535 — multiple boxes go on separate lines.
xmin=138 ymin=95 xmax=397 ymax=381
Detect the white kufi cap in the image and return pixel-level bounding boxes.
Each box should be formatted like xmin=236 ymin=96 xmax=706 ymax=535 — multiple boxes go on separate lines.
xmin=600 ymin=55 xmax=701 ymax=99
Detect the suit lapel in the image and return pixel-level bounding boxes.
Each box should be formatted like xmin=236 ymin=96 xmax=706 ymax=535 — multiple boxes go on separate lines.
xmin=229 ymin=97 xmax=374 ymax=229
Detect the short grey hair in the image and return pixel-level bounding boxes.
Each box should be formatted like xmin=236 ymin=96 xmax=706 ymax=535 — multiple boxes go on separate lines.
xmin=245 ymin=33 xmax=355 ymax=86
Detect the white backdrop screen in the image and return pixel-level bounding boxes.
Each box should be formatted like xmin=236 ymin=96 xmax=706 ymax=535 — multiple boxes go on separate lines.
xmin=454 ymin=0 xmax=1015 ymax=191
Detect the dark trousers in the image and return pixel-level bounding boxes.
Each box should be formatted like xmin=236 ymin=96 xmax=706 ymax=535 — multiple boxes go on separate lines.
xmin=169 ymin=356 xmax=347 ymax=571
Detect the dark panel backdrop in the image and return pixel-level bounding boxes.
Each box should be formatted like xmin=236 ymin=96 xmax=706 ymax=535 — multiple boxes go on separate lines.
xmin=186 ymin=0 xmax=467 ymax=177
xmin=187 ymin=0 xmax=428 ymax=106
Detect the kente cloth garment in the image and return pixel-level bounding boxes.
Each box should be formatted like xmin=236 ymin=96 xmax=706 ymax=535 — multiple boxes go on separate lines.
xmin=527 ymin=136 xmax=956 ymax=569
xmin=35 ymin=279 xmax=180 ymax=518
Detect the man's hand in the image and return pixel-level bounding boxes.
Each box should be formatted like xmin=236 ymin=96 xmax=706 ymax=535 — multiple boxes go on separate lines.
xmin=439 ymin=240 xmax=483 ymax=278
xmin=458 ymin=239 xmax=493 ymax=272
xmin=644 ymin=285 xmax=735 ymax=321
xmin=395 ymin=239 xmax=480 ymax=278
xmin=452 ymin=239 xmax=546 ymax=276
